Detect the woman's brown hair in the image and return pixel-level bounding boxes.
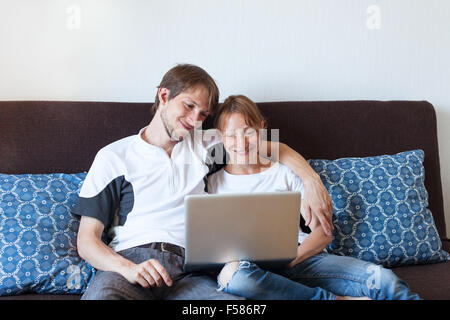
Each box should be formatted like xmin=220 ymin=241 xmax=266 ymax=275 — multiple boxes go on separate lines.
xmin=214 ymin=95 xmax=266 ymax=131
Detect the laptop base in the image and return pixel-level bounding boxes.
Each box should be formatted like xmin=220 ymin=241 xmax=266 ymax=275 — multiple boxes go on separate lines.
xmin=183 ymin=259 xmax=293 ymax=273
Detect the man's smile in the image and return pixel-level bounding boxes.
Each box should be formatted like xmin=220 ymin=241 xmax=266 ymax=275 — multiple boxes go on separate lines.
xmin=179 ymin=120 xmax=193 ymax=131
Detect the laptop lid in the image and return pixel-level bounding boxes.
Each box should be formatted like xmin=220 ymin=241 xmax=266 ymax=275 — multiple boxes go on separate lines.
xmin=184 ymin=191 xmax=301 ymax=272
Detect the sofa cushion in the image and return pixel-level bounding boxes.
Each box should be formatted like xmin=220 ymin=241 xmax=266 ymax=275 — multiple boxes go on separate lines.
xmin=308 ymin=149 xmax=449 ymax=267
xmin=0 ymin=173 xmax=95 ymax=296
xmin=391 ymin=261 xmax=450 ymax=300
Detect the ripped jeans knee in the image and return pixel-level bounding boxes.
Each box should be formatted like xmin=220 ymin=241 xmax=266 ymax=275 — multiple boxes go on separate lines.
xmin=217 ymin=260 xmax=254 ymax=292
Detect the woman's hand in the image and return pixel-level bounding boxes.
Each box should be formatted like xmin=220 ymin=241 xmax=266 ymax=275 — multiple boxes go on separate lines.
xmin=287 ymin=245 xmax=304 ymax=268
xmin=287 ymin=215 xmax=333 ymax=269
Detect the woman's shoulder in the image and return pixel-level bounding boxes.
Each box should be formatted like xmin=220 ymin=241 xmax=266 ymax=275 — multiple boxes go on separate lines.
xmin=270 ymin=162 xmax=294 ymax=176
xmin=275 ymin=163 xmax=305 ymax=191
xmin=206 ymin=168 xmax=225 ymax=193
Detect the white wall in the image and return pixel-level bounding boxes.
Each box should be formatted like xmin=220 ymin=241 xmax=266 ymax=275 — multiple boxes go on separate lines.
xmin=1 ymin=0 xmax=449 ymax=236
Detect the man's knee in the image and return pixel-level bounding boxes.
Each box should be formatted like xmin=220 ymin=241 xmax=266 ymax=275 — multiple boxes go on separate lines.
xmin=82 ymin=285 xmax=125 ymax=300
xmin=82 ymin=270 xmax=151 ymax=300
xmin=218 ymin=261 xmax=239 ymax=287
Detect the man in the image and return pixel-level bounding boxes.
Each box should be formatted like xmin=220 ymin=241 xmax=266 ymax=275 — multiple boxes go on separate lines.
xmin=73 ymin=64 xmax=333 ymax=300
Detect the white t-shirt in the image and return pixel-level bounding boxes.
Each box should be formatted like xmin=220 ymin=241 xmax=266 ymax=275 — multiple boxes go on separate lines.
xmin=207 ymin=163 xmax=310 ymax=244
xmin=72 ymin=127 xmax=221 ymax=251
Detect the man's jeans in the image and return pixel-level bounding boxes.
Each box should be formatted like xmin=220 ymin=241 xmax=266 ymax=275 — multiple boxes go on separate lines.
xmin=217 ymin=252 xmax=421 ymax=300
xmin=82 ymin=243 xmax=244 ymax=300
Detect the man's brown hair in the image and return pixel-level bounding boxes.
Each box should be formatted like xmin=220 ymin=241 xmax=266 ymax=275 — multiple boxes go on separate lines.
xmin=214 ymin=95 xmax=266 ymax=131
xmin=151 ymin=64 xmax=220 ymax=116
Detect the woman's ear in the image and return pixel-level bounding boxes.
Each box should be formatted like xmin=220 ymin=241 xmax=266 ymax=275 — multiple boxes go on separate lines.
xmin=261 ymin=120 xmax=265 ymax=129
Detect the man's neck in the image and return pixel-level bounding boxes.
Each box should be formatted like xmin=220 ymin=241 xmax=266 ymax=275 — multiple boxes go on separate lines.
xmin=142 ymin=113 xmax=178 ymax=156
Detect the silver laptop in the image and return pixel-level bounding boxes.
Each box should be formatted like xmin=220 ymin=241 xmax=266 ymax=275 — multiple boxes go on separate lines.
xmin=184 ymin=191 xmax=301 ymax=272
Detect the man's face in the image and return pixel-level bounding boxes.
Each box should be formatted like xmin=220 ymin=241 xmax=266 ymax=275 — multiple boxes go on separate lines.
xmin=159 ymin=85 xmax=211 ymax=141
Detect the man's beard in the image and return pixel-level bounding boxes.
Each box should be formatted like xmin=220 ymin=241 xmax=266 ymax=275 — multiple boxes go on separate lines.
xmin=160 ymin=108 xmax=183 ymax=141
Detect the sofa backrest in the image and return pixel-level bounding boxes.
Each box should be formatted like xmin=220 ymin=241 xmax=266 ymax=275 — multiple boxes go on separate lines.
xmin=0 ymin=100 xmax=446 ymax=239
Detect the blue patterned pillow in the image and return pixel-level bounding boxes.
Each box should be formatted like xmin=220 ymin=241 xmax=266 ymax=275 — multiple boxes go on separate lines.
xmin=308 ymin=150 xmax=449 ymax=267
xmin=0 ymin=173 xmax=95 ymax=296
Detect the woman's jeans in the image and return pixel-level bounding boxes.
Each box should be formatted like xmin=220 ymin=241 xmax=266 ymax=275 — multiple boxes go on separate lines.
xmin=217 ymin=252 xmax=421 ymax=300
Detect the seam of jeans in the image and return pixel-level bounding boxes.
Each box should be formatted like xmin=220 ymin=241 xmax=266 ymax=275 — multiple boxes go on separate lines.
xmin=294 ymin=273 xmax=367 ymax=285
xmin=297 ymin=274 xmax=379 ymax=298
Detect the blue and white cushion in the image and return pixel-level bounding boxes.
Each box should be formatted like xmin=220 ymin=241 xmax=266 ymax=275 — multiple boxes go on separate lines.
xmin=308 ymin=149 xmax=449 ymax=267
xmin=0 ymin=173 xmax=95 ymax=295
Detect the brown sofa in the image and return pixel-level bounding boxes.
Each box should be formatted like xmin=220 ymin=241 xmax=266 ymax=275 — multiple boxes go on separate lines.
xmin=0 ymin=100 xmax=449 ymax=300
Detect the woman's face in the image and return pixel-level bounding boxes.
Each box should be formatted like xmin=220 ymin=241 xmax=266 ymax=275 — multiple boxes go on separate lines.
xmin=221 ymin=112 xmax=261 ymax=165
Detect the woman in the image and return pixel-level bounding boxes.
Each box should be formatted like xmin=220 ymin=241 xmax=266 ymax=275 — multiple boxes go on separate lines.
xmin=207 ymin=95 xmax=421 ymax=300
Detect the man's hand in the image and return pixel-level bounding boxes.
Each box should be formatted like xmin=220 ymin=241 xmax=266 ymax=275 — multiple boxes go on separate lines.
xmin=301 ymin=176 xmax=334 ymax=236
xmin=122 ymin=258 xmax=173 ymax=288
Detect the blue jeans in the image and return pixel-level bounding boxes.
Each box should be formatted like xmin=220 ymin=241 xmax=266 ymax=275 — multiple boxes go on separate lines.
xmin=82 ymin=244 xmax=244 ymax=300
xmin=217 ymin=252 xmax=421 ymax=300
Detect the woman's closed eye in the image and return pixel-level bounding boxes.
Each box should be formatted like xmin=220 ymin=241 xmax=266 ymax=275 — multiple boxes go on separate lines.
xmin=224 ymin=128 xmax=256 ymax=138
xmin=244 ymin=128 xmax=257 ymax=136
